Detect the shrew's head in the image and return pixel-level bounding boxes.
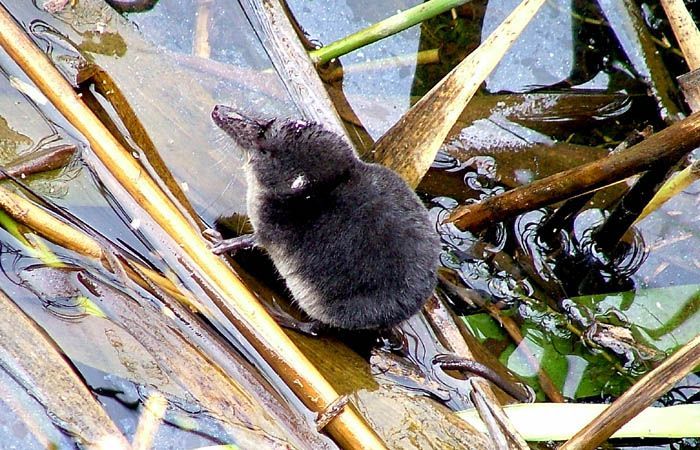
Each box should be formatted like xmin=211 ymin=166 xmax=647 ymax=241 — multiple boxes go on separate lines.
xmin=213 ymin=105 xmax=358 ymax=197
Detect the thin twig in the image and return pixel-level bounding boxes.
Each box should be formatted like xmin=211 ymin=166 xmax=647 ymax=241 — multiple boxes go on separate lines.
xmin=321 ymin=48 xmax=440 ymax=82
xmin=424 ymin=295 xmax=529 ymax=448
xmin=438 ymin=272 xmax=565 ymax=403
xmin=561 ymin=333 xmax=700 ymax=449
xmin=308 ymin=0 xmax=468 ymax=65
xmin=447 ymin=111 xmax=700 ymax=231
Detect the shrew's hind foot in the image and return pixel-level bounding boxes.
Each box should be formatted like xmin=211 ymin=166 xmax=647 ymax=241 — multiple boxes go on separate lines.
xmin=264 ymin=300 xmax=325 ymax=337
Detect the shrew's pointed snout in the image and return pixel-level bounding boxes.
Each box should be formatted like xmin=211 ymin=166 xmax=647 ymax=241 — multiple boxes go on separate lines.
xmin=212 ymin=104 xmax=254 ymax=129
xmin=212 ymin=105 xmax=278 ymax=149
xmin=212 ymin=105 xmax=274 ymax=149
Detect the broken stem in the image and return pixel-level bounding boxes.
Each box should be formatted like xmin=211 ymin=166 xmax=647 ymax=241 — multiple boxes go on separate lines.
xmin=447 ymin=111 xmax=700 ymax=231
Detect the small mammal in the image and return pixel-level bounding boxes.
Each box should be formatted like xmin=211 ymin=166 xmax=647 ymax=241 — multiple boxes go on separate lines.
xmin=211 ymin=105 xmax=440 ymax=330
xmin=211 ymin=106 xmax=532 ymax=402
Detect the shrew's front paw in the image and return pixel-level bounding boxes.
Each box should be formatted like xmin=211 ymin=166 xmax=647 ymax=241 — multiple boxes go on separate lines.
xmin=204 ymin=231 xmax=257 ymax=255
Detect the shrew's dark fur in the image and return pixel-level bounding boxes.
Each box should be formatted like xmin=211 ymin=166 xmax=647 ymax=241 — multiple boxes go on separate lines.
xmin=212 ymin=105 xmax=440 ymax=330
